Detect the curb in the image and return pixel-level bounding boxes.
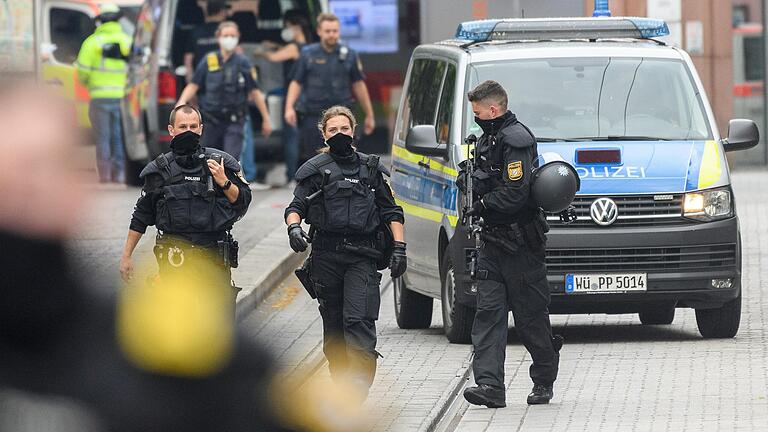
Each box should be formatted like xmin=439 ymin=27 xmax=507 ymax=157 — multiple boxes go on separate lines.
xmin=424 ymin=350 xmax=473 ymax=432
xmin=233 ymin=223 xmax=308 ymax=321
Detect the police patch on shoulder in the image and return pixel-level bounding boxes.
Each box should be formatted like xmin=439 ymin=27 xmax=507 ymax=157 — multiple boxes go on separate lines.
xmin=357 ymin=57 xmax=364 ymax=73
xmin=507 ymin=161 xmax=523 ymax=181
xmin=250 ymin=67 xmax=258 ymax=81
xmin=236 ymin=170 xmax=249 ymax=185
xmin=207 ymin=53 xmax=220 ymax=72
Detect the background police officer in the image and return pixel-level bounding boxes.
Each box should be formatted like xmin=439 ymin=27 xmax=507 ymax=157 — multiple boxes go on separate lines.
xmin=283 ymin=106 xmax=406 ymax=399
xmin=75 ymin=3 xmax=131 ymax=184
xmin=459 ymin=81 xmax=562 ymax=407
xmin=283 ymin=13 xmax=375 ymax=165
xmin=119 ymin=105 xmax=251 ymax=296
xmin=177 ymin=21 xmax=272 ymax=160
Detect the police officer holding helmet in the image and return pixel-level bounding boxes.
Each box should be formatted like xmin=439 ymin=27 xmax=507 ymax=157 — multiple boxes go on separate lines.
xmin=177 ymin=21 xmax=271 ymax=160
xmin=284 ymin=13 xmax=376 ymax=164
xmin=119 ymin=104 xmax=251 ymax=296
xmin=458 ymin=80 xmax=564 ymax=408
xmin=284 ymin=106 xmax=405 ymax=399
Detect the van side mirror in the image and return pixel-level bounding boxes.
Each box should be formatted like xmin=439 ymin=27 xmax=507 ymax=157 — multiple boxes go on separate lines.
xmin=405 ymin=125 xmax=447 ymax=158
xmin=723 ymin=119 xmax=759 ymax=152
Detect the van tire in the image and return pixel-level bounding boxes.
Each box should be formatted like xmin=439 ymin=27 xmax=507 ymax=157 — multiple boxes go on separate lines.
xmin=695 ymin=293 xmax=741 ymax=339
xmin=441 ymin=253 xmax=474 ymax=344
xmin=639 ymin=307 xmax=675 ymax=325
xmin=393 ymin=276 xmax=433 ymax=329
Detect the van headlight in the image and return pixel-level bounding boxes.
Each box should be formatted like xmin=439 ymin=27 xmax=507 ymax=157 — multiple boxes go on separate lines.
xmin=683 ymin=187 xmax=733 ymax=221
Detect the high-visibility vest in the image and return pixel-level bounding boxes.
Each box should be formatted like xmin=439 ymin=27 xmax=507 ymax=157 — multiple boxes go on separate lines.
xmin=75 ymin=21 xmax=131 ymax=99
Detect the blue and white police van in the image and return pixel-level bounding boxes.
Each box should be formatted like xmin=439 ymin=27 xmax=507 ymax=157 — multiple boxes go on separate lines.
xmin=389 ymin=15 xmax=759 ymax=343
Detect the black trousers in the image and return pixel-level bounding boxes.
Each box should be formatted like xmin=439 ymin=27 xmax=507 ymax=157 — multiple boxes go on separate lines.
xmin=471 ymin=241 xmax=559 ymax=389
xmin=153 ymin=242 xmax=238 ymax=308
xmin=310 ymin=248 xmax=382 ymax=388
xmin=298 ymin=113 xmax=324 ymax=165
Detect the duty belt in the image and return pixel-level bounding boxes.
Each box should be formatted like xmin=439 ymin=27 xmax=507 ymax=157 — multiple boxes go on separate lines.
xmin=481 ymin=222 xmax=542 ymax=255
xmin=312 ymin=232 xmax=380 ymax=259
xmin=154 ymin=233 xmax=226 ymax=268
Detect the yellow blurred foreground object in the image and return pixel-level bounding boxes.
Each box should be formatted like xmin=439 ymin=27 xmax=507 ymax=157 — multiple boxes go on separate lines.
xmin=116 ymin=254 xmax=234 ymax=377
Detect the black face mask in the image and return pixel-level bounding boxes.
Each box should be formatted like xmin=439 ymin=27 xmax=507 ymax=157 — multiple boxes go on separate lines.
xmin=326 ymin=132 xmax=354 ymax=157
xmin=170 ymin=130 xmax=201 ymax=156
xmin=474 ymin=111 xmax=512 ymax=135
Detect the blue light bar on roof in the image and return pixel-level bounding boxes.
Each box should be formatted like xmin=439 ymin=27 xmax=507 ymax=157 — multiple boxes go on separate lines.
xmin=454 ymin=17 xmax=669 ymax=42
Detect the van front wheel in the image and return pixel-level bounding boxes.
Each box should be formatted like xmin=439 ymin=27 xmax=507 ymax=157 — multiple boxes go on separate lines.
xmin=695 ymin=293 xmax=741 ymax=339
xmin=441 ymin=253 xmax=474 ymax=344
xmin=393 ymin=276 xmax=433 ymax=329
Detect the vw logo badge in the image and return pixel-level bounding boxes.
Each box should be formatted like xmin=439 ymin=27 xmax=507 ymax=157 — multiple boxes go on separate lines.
xmin=590 ymin=197 xmax=618 ymax=226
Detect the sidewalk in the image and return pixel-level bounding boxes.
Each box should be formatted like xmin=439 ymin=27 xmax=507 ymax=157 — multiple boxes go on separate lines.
xmin=240 ymin=274 xmax=475 ymax=432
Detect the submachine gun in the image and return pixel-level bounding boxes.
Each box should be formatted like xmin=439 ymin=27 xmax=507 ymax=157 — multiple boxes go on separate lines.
xmin=294 ymin=169 xmax=331 ymax=299
xmin=462 ymin=134 xmax=482 ymax=293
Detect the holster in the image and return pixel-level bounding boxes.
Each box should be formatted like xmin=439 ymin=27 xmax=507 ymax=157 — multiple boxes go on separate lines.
xmin=481 ymin=224 xmax=523 ymax=255
xmin=295 ymin=257 xmax=317 ymax=299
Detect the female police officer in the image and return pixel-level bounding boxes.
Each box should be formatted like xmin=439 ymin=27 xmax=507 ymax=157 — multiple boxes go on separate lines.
xmin=284 ymin=106 xmax=406 ymax=399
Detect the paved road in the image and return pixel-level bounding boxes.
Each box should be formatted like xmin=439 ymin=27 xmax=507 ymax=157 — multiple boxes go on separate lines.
xmin=70 ymin=184 xmax=294 ymax=294
xmin=70 ymin=168 xmax=768 ymax=431
xmin=241 ymin=170 xmax=768 ymax=431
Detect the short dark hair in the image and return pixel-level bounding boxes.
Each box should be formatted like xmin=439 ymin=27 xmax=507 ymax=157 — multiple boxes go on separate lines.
xmin=207 ymin=0 xmax=227 ymax=16
xmin=467 ymin=80 xmax=508 ymax=111
xmin=169 ymin=104 xmax=202 ymax=126
xmin=316 ymin=13 xmax=339 ymax=27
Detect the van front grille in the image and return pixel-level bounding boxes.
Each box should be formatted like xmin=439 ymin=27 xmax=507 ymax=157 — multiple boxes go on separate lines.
xmin=545 ymin=243 xmax=737 ymax=273
xmin=547 ymin=195 xmax=695 ymax=228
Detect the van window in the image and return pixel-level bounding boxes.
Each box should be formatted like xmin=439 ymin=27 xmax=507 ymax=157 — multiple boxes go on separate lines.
xmin=397 ymin=58 xmax=446 ymax=141
xmin=468 ymin=57 xmax=712 ymax=141
xmin=49 ymin=7 xmax=94 ymax=64
xmin=743 ymin=36 xmax=764 ymax=81
xmin=435 ymin=63 xmax=456 ymax=144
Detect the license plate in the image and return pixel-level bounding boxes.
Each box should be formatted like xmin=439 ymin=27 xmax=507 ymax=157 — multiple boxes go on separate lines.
xmin=565 ymin=273 xmax=647 ymax=294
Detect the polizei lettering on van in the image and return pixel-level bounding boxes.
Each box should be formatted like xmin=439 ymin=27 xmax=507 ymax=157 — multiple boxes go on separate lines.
xmin=575 ymin=166 xmax=647 ymax=178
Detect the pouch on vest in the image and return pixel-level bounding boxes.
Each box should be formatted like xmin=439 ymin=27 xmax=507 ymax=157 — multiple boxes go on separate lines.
xmin=157 ymin=182 xmax=215 ymax=232
xmin=322 ymin=179 xmax=379 ymax=233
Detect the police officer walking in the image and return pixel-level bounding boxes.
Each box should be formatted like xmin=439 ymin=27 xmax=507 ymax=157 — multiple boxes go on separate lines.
xmin=283 ymin=13 xmax=375 ymax=164
xmin=177 ymin=21 xmax=271 ymax=160
xmin=75 ymin=3 xmax=131 ymax=184
xmin=459 ymin=81 xmax=562 ymax=407
xmin=119 ymin=104 xmax=251 ymax=298
xmin=283 ymin=106 xmax=406 ymax=399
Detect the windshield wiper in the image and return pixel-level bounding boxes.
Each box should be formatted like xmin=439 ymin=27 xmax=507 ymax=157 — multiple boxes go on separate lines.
xmin=564 ymin=135 xmax=671 ymax=141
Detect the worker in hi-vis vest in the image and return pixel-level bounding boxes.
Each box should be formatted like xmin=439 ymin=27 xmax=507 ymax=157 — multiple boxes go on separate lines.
xmin=76 ymin=3 xmax=131 ymax=184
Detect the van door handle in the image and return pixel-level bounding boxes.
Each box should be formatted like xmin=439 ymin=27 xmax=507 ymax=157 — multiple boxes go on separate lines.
xmin=418 ymin=161 xmax=430 ymax=170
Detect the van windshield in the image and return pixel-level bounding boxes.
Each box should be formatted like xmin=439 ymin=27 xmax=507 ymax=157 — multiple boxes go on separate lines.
xmin=467 ymin=57 xmax=712 ymax=141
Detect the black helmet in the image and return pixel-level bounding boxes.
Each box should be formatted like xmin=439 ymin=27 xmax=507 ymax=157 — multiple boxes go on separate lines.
xmin=531 ymin=152 xmax=580 ymax=212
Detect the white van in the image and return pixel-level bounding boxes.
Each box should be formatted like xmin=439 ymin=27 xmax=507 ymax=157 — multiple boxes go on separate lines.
xmin=390 ymin=17 xmax=759 ymax=343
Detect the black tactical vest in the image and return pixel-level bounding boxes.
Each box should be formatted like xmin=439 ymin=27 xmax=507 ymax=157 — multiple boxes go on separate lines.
xmin=300 ymin=44 xmax=355 ymax=112
xmin=141 ymin=150 xmax=242 ymax=234
xmin=201 ymin=52 xmax=248 ymax=115
xmin=298 ymin=152 xmax=382 ymax=234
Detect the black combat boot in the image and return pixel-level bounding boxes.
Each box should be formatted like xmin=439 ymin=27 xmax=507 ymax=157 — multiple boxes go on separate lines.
xmin=527 ymin=384 xmax=553 ymax=405
xmin=463 ymin=384 xmax=506 ymax=408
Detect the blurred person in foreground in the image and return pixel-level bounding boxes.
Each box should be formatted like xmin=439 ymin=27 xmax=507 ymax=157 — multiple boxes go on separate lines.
xmin=75 ymin=3 xmax=131 ymax=184
xmin=120 ymin=104 xmax=250 ymax=303
xmin=0 ymin=84 xmax=286 ymax=431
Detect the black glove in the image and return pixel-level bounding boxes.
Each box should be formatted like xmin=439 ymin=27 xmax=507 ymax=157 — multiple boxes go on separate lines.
xmin=464 ymin=199 xmax=485 ymax=218
xmin=389 ymin=241 xmax=407 ymax=279
xmin=287 ymin=223 xmax=310 ymax=253
xmin=558 ymin=206 xmax=578 ymax=224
